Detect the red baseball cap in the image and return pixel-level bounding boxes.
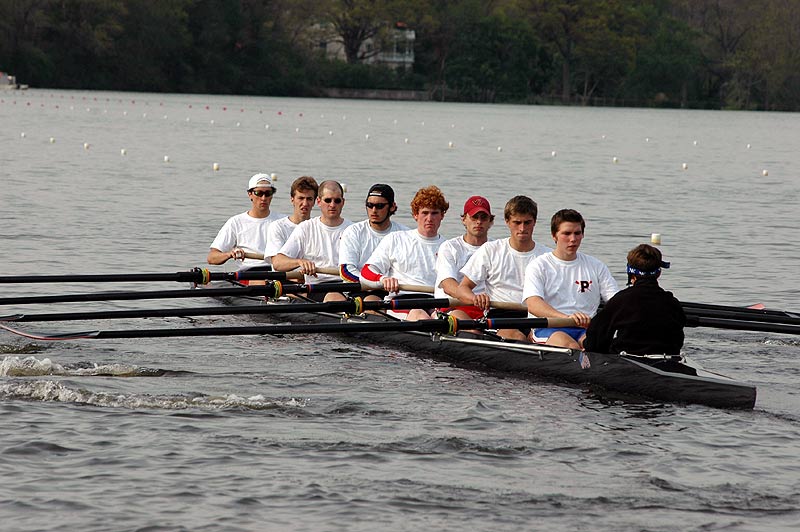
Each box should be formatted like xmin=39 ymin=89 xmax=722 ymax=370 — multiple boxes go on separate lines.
xmin=463 ymin=196 xmax=492 ymax=216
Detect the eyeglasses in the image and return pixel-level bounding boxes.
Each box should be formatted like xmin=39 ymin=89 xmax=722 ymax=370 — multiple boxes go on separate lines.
xmin=250 ymin=189 xmax=273 ymax=197
xmin=365 ymin=202 xmax=389 ymax=210
xmin=322 ymin=197 xmax=343 ymax=204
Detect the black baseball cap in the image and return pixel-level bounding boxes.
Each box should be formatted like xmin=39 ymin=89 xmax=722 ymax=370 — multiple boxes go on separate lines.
xmin=366 ymin=184 xmax=395 ymax=204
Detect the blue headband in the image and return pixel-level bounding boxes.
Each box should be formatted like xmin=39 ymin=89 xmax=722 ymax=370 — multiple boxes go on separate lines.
xmin=627 ymin=261 xmax=670 ymax=277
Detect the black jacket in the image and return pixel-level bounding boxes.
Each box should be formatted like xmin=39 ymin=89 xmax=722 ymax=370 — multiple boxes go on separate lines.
xmin=584 ymin=277 xmax=685 ymax=356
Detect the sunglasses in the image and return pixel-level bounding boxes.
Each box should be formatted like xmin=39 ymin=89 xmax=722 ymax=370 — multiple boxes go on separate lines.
xmin=365 ymin=202 xmax=389 ymax=210
xmin=322 ymin=197 xmax=343 ymax=204
xmin=250 ymin=189 xmax=274 ymax=197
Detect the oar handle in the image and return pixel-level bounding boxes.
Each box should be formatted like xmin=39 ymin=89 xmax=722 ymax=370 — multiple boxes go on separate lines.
xmin=246 ymin=256 xmax=526 ymax=308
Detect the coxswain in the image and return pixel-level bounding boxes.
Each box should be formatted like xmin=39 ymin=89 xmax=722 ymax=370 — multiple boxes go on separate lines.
xmin=584 ymin=244 xmax=685 ymax=355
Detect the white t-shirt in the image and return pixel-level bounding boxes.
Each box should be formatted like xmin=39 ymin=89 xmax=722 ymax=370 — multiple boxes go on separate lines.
xmin=339 ymin=220 xmax=409 ymax=280
xmin=365 ymin=229 xmax=444 ymax=291
xmin=434 ymin=236 xmax=485 ymax=298
xmin=264 ymin=216 xmax=298 ymax=259
xmin=278 ymin=216 xmax=353 ymax=283
xmin=522 ymin=252 xmax=619 ymax=317
xmin=210 ymin=210 xmax=284 ymax=269
xmin=461 ymin=238 xmax=552 ymax=303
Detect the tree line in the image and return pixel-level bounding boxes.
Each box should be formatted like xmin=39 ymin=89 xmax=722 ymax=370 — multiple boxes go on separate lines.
xmin=1 ymin=0 xmax=798 ymax=111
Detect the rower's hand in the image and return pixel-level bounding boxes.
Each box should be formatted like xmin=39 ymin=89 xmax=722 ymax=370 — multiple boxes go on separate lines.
xmin=381 ymin=276 xmax=400 ymax=293
xmin=473 ymin=293 xmax=491 ymax=310
xmin=298 ymin=259 xmax=317 ymax=277
xmin=229 ymin=248 xmax=245 ymax=261
xmin=569 ymin=312 xmax=591 ymax=328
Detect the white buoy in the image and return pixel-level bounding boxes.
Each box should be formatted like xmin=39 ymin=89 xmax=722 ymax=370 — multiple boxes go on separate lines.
xmin=83 ymin=142 xmax=90 ymax=150
xmin=448 ymin=141 xmax=454 ymax=148
xmin=762 ymin=169 xmax=769 ymax=176
xmin=342 ymin=115 xmax=346 ymax=120
xmin=393 ymin=119 xmax=397 ymax=125
xmin=265 ymin=124 xmax=270 ymax=130
xmin=163 ymin=155 xmax=170 ymax=163
xmin=746 ymin=143 xmax=751 ymax=149
xmin=497 ymin=146 xmax=503 ymax=152
xmin=270 ymin=173 xmax=278 ymax=181
xmin=328 ymin=130 xmax=333 ymax=136
xmin=404 ymin=138 xmax=410 ymax=144
xmin=142 ymin=113 xmax=147 ymax=118
xmin=236 ymin=122 xmax=240 ymax=127
xmin=693 ymin=140 xmax=698 ymax=146
xmin=295 ymin=127 xmax=299 ymax=133
xmin=210 ymin=119 xmax=215 ymax=125
xmin=645 ymin=137 xmax=650 ymax=142
xmin=651 ymin=233 xmax=662 ymax=245
xmin=551 ymin=151 xmax=557 ymax=157
xmin=682 ymin=163 xmax=688 ymax=170
xmin=120 ymin=148 xmax=126 ymax=156
xmin=601 ymin=135 xmax=606 ymax=139
xmin=367 ymin=117 xmax=371 ymax=123
xmin=20 ymin=132 xmax=26 ymax=138
xmin=365 ymin=134 xmax=369 ymax=140
xmin=480 ymin=126 xmax=485 ymax=131
xmin=186 ymin=117 xmax=191 ymax=122
xmin=49 ymin=137 xmax=55 ymax=143
xmin=212 ymin=162 xmax=220 ymax=171
xmin=421 ymin=121 xmax=425 ymax=126
xmin=612 ymin=156 xmax=618 ymax=163
xmin=123 ymin=111 xmax=127 ymax=116
xmin=163 ymin=115 xmax=167 ymax=120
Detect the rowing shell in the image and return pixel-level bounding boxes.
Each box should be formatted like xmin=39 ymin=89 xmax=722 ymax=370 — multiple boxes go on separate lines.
xmin=215 ymin=292 xmax=757 ymax=410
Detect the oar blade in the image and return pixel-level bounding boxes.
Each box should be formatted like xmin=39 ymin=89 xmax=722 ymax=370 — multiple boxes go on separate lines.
xmin=0 ymin=323 xmax=100 ymax=340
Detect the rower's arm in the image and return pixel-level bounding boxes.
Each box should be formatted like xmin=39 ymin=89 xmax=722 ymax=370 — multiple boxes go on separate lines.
xmin=525 ymin=296 xmax=568 ymax=319
xmin=272 ymin=253 xmax=316 ymax=275
xmin=526 ymin=296 xmax=590 ymax=328
xmin=207 ymin=247 xmax=241 ymax=265
xmin=455 ymin=276 xmax=488 ymax=309
xmin=438 ymin=277 xmax=460 ymax=299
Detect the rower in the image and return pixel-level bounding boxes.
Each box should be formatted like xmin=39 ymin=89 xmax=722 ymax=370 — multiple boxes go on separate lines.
xmin=584 ymin=244 xmax=685 ymax=355
xmin=456 ymin=195 xmax=552 ymax=341
xmin=361 ymin=185 xmax=449 ymax=321
xmin=272 ymin=180 xmax=352 ymax=301
xmin=338 ymin=184 xmax=409 ymax=300
xmin=263 ymin=176 xmax=319 ymax=264
xmin=434 ymin=195 xmax=494 ymax=320
xmin=207 ymin=173 xmax=284 ymax=271
xmin=523 ymin=209 xmax=619 ymax=349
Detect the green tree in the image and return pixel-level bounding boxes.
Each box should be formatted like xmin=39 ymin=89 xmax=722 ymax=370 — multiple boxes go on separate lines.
xmin=445 ymin=12 xmax=550 ymax=102
xmin=41 ymin=0 xmax=126 ymax=88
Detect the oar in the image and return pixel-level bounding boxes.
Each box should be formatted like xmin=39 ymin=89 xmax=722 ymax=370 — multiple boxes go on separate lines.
xmin=683 ymin=307 xmax=800 ymax=326
xmin=0 ymin=281 xmax=361 ymax=306
xmin=0 ymin=316 xmax=577 ymax=341
xmin=0 ymin=297 xmax=464 ymax=322
xmin=0 ymin=268 xmax=304 ymax=284
xmin=244 ymin=253 xmax=435 ymax=294
xmin=687 ymin=316 xmax=800 ymax=335
xmin=680 ymin=301 xmax=798 ymax=319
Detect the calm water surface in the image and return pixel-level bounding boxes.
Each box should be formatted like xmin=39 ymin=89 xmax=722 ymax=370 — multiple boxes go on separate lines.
xmin=1 ymin=90 xmax=799 ymax=531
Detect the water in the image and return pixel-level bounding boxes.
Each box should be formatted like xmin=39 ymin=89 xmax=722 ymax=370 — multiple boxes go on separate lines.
xmin=1 ymin=90 xmax=799 ymax=531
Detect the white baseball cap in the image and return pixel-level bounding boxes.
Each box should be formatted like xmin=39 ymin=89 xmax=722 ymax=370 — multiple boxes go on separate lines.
xmin=248 ymin=173 xmax=275 ymax=190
